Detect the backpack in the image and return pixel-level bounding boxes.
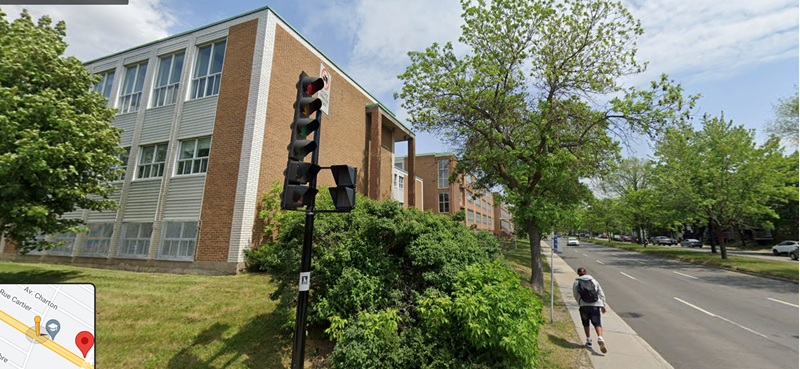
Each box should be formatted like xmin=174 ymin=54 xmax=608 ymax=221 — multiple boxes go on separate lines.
xmin=577 ymin=278 xmax=598 ymax=303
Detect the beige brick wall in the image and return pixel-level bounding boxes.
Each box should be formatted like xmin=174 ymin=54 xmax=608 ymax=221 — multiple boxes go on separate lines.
xmin=196 ymin=19 xmax=258 ymax=262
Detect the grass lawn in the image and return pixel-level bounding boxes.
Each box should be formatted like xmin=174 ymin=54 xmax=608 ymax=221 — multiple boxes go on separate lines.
xmin=0 ymin=244 xmax=594 ymax=369
xmin=582 ymin=238 xmax=799 ymax=281
xmin=0 ymin=262 xmax=290 ymax=369
xmin=505 ymin=239 xmax=592 ymax=369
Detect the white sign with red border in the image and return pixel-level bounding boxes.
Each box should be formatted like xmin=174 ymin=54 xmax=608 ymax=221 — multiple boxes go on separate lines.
xmin=319 ymin=62 xmax=332 ymax=115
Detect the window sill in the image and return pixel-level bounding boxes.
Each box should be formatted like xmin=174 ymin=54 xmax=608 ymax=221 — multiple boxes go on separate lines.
xmin=115 ymin=111 xmax=139 ymax=117
xmin=115 ymin=255 xmax=148 ymax=260
xmin=132 ymin=177 xmax=164 ymax=183
xmin=173 ymin=172 xmax=207 ymax=179
xmin=147 ymin=103 xmax=177 ymax=111
xmin=156 ymin=256 xmax=194 ymax=262
xmin=187 ymin=94 xmax=219 ymax=103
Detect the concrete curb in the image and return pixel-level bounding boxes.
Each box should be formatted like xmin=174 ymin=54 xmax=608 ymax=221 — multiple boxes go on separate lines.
xmin=543 ymin=241 xmax=674 ymax=369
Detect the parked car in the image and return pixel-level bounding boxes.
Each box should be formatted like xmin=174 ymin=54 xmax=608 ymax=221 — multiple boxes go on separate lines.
xmin=681 ymin=239 xmax=703 ymax=248
xmin=650 ymin=236 xmax=664 ymax=244
xmin=599 ymin=234 xmax=608 ymax=239
xmin=657 ymin=237 xmax=677 ymax=246
xmin=568 ymin=238 xmax=580 ymax=246
xmin=771 ymin=240 xmax=799 ymax=255
xmin=790 ymin=247 xmax=798 ymax=261
xmin=612 ymin=235 xmax=622 ymax=241
xmin=622 ymin=236 xmax=632 ymax=242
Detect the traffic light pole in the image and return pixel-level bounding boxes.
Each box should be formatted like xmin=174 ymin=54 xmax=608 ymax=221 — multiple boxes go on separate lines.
xmin=290 ymin=109 xmax=322 ymax=369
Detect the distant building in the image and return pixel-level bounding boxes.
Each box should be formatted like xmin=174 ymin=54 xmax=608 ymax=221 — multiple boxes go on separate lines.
xmin=0 ymin=6 xmax=420 ymax=274
xmin=492 ymin=193 xmax=514 ymax=235
xmin=396 ymin=153 xmax=511 ymax=234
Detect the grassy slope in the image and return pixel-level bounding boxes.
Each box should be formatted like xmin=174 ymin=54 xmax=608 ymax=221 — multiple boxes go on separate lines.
xmin=0 ymin=262 xmax=288 ymax=369
xmin=505 ymin=239 xmax=592 ymax=369
xmin=1 ymin=242 xmax=597 ymax=369
xmin=582 ymin=238 xmax=798 ymax=281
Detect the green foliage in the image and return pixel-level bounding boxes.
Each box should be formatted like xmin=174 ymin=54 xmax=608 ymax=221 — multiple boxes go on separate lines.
xmin=417 ymin=261 xmax=544 ymax=369
xmin=766 ymin=88 xmax=798 ymax=146
xmin=243 ymin=179 xmax=288 ymax=271
xmin=396 ymin=0 xmax=696 ymax=291
xmin=0 ymin=8 xmax=121 ymax=251
xmin=247 ymin=194 xmax=543 ymax=367
xmin=653 ymin=114 xmax=798 ymax=258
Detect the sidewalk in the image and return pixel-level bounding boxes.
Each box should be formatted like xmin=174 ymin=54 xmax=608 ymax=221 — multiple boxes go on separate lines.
xmin=542 ymin=241 xmax=674 ymax=369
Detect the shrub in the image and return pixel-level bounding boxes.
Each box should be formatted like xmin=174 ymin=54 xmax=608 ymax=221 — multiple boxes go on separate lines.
xmin=246 ymin=192 xmax=542 ymax=367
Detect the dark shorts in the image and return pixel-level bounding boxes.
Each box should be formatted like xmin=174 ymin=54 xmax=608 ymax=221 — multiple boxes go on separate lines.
xmin=579 ymin=306 xmax=602 ymax=328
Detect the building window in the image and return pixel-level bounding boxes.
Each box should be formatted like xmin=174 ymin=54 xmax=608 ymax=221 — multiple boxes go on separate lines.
xmin=466 ymin=175 xmax=473 ymax=184
xmin=399 ymin=176 xmax=405 ymax=192
xmin=81 ymin=223 xmax=113 ymax=257
xmin=119 ymin=62 xmax=148 ymax=114
xmin=467 ymin=191 xmax=473 ymax=203
xmin=93 ymin=70 xmax=115 ymax=100
xmin=468 ymin=210 xmax=474 ymax=223
xmin=113 ymin=147 xmax=131 ymax=181
xmin=483 ymin=214 xmax=487 ymax=224
xmin=176 ymin=137 xmax=210 ymax=175
xmin=395 ymin=161 xmax=404 ymax=170
xmin=191 ymin=40 xmax=226 ymax=99
xmin=489 ymin=217 xmax=493 ymax=226
xmin=159 ymin=221 xmax=198 ymax=260
xmin=438 ymin=192 xmax=450 ymax=213
xmin=482 ymin=199 xmax=487 ymax=210
xmin=50 ymin=232 xmax=76 ymax=256
xmin=152 ymin=52 xmax=185 ymax=107
xmin=438 ymin=159 xmax=449 ymax=189
xmin=137 ymin=143 xmax=168 ymax=179
xmin=118 ymin=223 xmax=152 ymax=258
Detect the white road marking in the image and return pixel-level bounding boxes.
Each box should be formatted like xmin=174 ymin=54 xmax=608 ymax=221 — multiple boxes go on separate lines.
xmin=674 ymin=297 xmax=768 ymax=338
xmin=596 ymin=260 xmax=604 ymax=264
xmin=673 ymin=271 xmax=699 ymax=280
xmin=767 ymin=297 xmax=800 ymax=308
xmin=583 ymin=254 xmax=589 ymax=257
xmin=620 ymin=271 xmax=637 ymax=280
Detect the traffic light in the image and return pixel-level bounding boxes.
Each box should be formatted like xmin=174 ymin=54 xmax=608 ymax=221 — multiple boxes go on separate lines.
xmin=329 ymin=165 xmax=357 ymax=211
xmin=282 ymin=72 xmax=325 ymax=210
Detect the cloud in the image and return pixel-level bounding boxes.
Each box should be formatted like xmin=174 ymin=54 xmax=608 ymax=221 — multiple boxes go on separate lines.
xmin=2 ymin=0 xmax=177 ymax=62
xmin=622 ymin=0 xmax=799 ymax=85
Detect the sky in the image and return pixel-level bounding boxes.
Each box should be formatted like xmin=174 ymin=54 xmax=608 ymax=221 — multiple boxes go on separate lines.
xmin=3 ymin=0 xmax=798 ymax=159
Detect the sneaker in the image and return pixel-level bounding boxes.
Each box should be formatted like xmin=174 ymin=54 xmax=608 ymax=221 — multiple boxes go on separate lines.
xmin=586 ymin=338 xmax=592 ymax=347
xmin=598 ymin=338 xmax=607 ymax=353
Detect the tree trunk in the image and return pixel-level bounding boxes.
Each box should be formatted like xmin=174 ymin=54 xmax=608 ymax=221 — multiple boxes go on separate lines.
xmin=708 ymin=221 xmax=717 ymax=254
xmin=527 ymin=217 xmax=544 ymax=293
xmin=716 ymin=228 xmax=728 ymax=259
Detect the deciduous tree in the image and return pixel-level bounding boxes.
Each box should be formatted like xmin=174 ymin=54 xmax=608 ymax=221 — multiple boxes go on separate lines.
xmin=0 ymin=9 xmax=121 ymax=252
xmin=397 ymin=0 xmax=694 ymax=291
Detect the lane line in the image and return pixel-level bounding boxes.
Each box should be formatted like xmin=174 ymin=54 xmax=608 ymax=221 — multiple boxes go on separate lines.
xmin=767 ymin=297 xmax=799 ymax=308
xmin=596 ymin=260 xmax=604 ymax=265
xmin=620 ymin=271 xmax=637 ymax=280
xmin=673 ymin=297 xmax=768 ymax=339
xmin=673 ymin=271 xmax=699 ymax=280
xmin=583 ymin=254 xmax=589 ymax=257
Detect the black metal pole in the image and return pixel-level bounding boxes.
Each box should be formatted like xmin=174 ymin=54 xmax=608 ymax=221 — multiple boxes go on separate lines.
xmin=290 ymin=108 xmax=322 ymax=369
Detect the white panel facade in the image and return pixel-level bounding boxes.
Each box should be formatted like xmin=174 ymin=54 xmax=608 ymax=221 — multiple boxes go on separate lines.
xmin=93 ymin=61 xmax=116 ymax=73
xmin=123 ymin=180 xmax=161 ymax=221
xmin=86 ymin=193 xmax=121 ymax=221
xmin=157 ymin=41 xmax=187 ymax=56
xmin=196 ymin=29 xmax=229 ymax=45
xmin=140 ymin=105 xmax=175 ymax=144
xmin=122 ymin=52 xmax=149 ymax=65
xmin=179 ymin=97 xmax=218 ymax=139
xmin=112 ymin=114 xmax=137 ymax=147
xmin=163 ymin=176 xmax=206 ymax=219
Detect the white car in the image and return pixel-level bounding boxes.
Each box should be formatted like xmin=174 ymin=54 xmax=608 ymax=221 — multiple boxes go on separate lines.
xmin=567 ymin=238 xmax=580 ymax=246
xmin=772 ymin=241 xmax=799 ymax=255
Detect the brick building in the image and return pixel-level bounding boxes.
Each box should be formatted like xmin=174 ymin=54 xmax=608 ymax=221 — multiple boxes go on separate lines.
xmin=0 ymin=7 xmax=419 ymax=274
xmin=492 ymin=193 xmax=514 ymax=235
xmin=396 ymin=153 xmax=509 ymax=233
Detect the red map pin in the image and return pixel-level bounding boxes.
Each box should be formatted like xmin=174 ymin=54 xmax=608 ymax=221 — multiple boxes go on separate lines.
xmin=75 ymin=331 xmax=94 ymax=358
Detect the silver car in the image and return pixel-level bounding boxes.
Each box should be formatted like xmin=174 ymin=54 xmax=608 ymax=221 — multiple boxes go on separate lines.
xmin=567 ymin=238 xmax=580 ymax=246
xmin=681 ymin=239 xmax=703 ymax=248
xmin=772 ymin=241 xmax=799 ymax=256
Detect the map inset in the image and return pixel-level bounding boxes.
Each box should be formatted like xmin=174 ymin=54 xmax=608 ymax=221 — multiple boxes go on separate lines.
xmin=0 ymin=284 xmax=95 ymax=369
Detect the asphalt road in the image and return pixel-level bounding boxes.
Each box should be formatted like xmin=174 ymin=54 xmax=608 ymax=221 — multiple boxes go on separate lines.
xmin=556 ymin=240 xmax=799 ymax=369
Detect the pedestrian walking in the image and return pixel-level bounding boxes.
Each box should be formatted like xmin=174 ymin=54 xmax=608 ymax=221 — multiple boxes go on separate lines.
xmin=573 ymin=267 xmax=608 ymax=353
